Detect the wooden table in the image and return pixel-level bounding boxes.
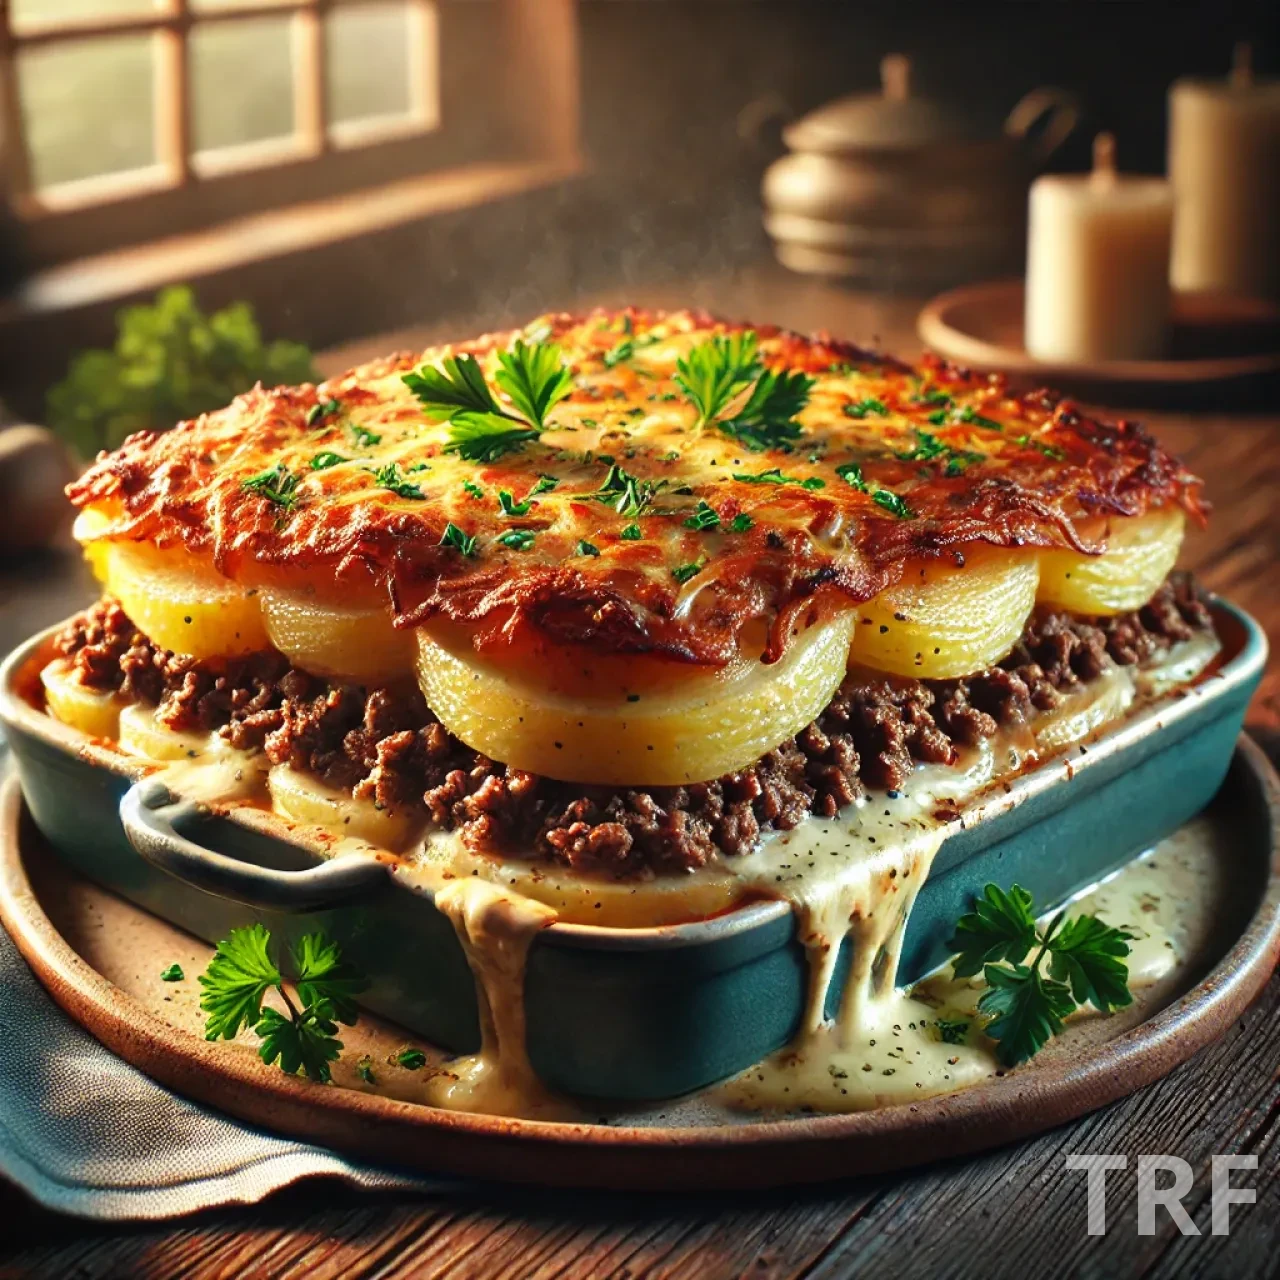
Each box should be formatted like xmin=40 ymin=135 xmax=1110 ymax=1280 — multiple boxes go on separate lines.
xmin=2 ymin=272 xmax=1278 ymax=1278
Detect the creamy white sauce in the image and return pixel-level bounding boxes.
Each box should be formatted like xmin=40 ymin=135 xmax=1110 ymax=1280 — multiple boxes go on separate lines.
xmin=44 ymin=631 xmax=1220 ymax=1120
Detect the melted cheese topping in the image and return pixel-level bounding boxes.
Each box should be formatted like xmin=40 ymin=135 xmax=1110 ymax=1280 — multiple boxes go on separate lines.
xmin=67 ymin=308 xmax=1203 ymax=664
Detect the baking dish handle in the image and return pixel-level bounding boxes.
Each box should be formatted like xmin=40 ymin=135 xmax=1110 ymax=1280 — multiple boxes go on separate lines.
xmin=119 ymin=778 xmax=389 ymax=912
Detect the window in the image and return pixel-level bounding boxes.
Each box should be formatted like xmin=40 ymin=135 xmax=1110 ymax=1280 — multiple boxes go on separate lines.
xmin=0 ymin=0 xmax=579 ymax=269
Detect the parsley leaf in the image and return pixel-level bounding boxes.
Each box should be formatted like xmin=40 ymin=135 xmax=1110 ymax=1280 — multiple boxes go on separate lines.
xmin=396 ymin=1047 xmax=427 ymax=1070
xmin=978 ymin=963 xmax=1076 ymax=1067
xmin=843 ymin=398 xmax=888 ymax=419
xmin=619 ymin=523 xmax=642 ymax=540
xmin=439 ymin=522 xmax=478 ymax=556
xmin=198 ymin=924 xmax=283 ymax=1041
xmin=683 ymin=499 xmax=721 ymax=531
xmin=872 ymin=489 xmax=915 ymax=519
xmin=675 ymin=331 xmax=762 ymax=427
xmin=498 ymin=476 xmax=557 ymax=517
xmin=935 ymin=1017 xmax=969 ymax=1045
xmin=588 ymin=462 xmax=666 ymax=517
xmin=198 ymin=926 xmax=366 ymax=1084
xmin=720 ymin=367 xmax=814 ymax=452
xmin=495 ymin=339 xmax=574 ymax=429
xmin=954 ymin=404 xmax=1003 ymax=431
xmin=160 ymin=963 xmax=184 ymax=982
xmin=1047 ymin=915 xmax=1136 ymax=1013
xmin=672 ymin=558 xmax=706 ymax=584
xmin=835 ymin=461 xmax=868 ymax=491
xmin=371 ymin=461 xmax=425 ymax=500
xmin=894 ymin=429 xmax=947 ymax=463
xmin=1014 ymin=432 xmax=1066 ymax=460
xmin=403 ymin=352 xmax=502 ymax=421
xmin=292 ymin=931 xmax=368 ymax=1027
xmin=602 ymin=337 xmax=634 ymax=368
xmin=241 ymin=462 xmax=301 ymax=510
xmin=351 ymin=423 xmax=381 ymax=448
xmin=307 ymin=398 xmax=343 ymax=426
xmin=356 ymin=1055 xmax=376 ymax=1084
xmin=309 ymin=450 xmax=347 ymax=470
xmin=737 ymin=467 xmax=825 ymax=490
xmin=461 ymin=479 xmax=485 ymax=499
xmin=443 ymin=412 xmax=541 ymax=463
xmin=497 ymin=528 xmax=536 ymax=550
xmin=948 ymin=883 xmax=1038 ymax=978
xmin=254 ymin=1002 xmax=342 ymax=1084
xmin=576 ymin=539 xmax=600 ymax=556
xmin=728 ymin=512 xmax=754 ymax=533
xmin=948 ymin=883 xmax=1135 ymax=1067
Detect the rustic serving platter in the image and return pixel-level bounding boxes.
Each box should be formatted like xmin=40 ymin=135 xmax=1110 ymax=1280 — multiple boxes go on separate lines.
xmin=917 ymin=280 xmax=1280 ymax=406
xmin=2 ymin=735 xmax=1278 ymax=1193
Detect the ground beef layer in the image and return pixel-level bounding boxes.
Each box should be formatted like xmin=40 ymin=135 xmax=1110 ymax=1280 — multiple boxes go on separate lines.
xmin=55 ymin=577 xmax=1213 ymax=877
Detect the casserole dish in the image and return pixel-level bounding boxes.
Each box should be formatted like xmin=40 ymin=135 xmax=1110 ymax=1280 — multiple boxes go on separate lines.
xmin=0 ymin=601 xmax=1264 ymax=1100
xmin=3 ymin=307 xmax=1259 ymax=1110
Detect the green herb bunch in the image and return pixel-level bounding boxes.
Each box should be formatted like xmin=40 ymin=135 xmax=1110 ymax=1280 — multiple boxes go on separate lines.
xmin=46 ymin=286 xmax=316 ymax=459
xmin=949 ymin=884 xmax=1135 ymax=1067
xmin=199 ymin=925 xmax=367 ymax=1084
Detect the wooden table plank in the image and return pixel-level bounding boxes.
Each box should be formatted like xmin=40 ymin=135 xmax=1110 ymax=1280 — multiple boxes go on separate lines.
xmin=1 ymin=271 xmax=1276 ymax=1278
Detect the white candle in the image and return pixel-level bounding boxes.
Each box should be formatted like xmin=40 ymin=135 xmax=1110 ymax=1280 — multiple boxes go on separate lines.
xmin=1169 ymin=44 xmax=1280 ymax=298
xmin=1025 ymin=134 xmax=1173 ymax=363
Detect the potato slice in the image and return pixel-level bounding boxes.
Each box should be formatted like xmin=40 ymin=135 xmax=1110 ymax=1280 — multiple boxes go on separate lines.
xmin=102 ymin=540 xmax=270 ymax=659
xmin=850 ymin=546 xmax=1040 ymax=679
xmin=1037 ymin=507 xmax=1185 ymax=616
xmin=268 ymin=764 xmax=421 ymax=852
xmin=415 ymin=610 xmax=858 ymax=786
xmin=40 ymin=660 xmax=122 ymax=740
xmin=260 ymin=589 xmax=415 ymax=683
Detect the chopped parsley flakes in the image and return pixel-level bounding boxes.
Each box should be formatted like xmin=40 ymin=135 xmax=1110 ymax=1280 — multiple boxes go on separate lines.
xmin=439 ymin=522 xmax=477 ymax=556
xmin=309 ymin=450 xmax=347 ymax=470
xmin=736 ymin=467 xmax=825 ymax=490
xmin=241 ymin=461 xmax=301 ymax=509
xmin=497 ymin=528 xmax=536 ymax=550
xmin=371 ymin=461 xmax=425 ymax=499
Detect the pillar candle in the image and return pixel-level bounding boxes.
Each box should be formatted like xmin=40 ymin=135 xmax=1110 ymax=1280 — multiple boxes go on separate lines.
xmin=1169 ymin=44 xmax=1280 ymax=298
xmin=1025 ymin=134 xmax=1173 ymax=363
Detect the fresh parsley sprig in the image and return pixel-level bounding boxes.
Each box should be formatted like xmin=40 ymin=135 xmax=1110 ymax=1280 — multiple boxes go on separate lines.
xmin=403 ymin=341 xmax=573 ymax=462
xmin=675 ymin=330 xmax=814 ymax=452
xmin=198 ymin=924 xmax=367 ymax=1084
xmin=241 ymin=461 xmax=302 ymax=510
xmin=948 ymin=883 xmax=1135 ymax=1067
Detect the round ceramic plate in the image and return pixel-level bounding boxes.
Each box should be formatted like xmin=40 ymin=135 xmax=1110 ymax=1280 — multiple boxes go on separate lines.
xmin=916 ymin=279 xmax=1280 ymax=406
xmin=2 ymin=740 xmax=1279 ymax=1192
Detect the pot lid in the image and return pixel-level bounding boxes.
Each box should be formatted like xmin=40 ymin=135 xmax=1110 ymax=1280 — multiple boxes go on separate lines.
xmin=784 ymin=54 xmax=993 ymax=153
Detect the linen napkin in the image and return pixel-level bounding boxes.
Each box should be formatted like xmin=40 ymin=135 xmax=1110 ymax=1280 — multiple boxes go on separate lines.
xmin=0 ymin=918 xmax=451 ymax=1220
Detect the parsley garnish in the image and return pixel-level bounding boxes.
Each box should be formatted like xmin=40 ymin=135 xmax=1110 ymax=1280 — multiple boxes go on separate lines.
xmin=588 ymin=462 xmax=666 ymax=517
xmin=948 ymin=883 xmax=1134 ymax=1067
xmin=737 ymin=467 xmax=825 ymax=490
xmin=160 ymin=963 xmax=184 ymax=982
xmin=915 ymin=387 xmax=952 ymax=408
xmin=872 ymin=489 xmax=915 ymax=519
xmin=728 ymin=512 xmax=754 ymax=533
xmin=439 ymin=522 xmax=478 ymax=557
xmin=404 ymin=341 xmax=572 ymax=462
xmin=675 ymin=330 xmax=813 ymax=450
xmin=443 ymin=414 xmax=541 ymax=463
xmin=894 ymin=429 xmax=947 ymax=463
xmin=619 ymin=523 xmax=642 ymax=540
xmin=242 ymin=461 xmax=301 ymax=510
xmin=309 ymin=450 xmax=347 ymax=470
xmin=497 ymin=528 xmax=536 ymax=550
xmin=371 ymin=461 xmax=425 ymax=499
xmin=1014 ymin=432 xmax=1066 ymax=460
xmin=498 ymin=474 xmax=557 ymax=516
xmin=843 ymin=398 xmax=888 ymax=419
xmin=307 ymin=398 xmax=343 ymax=426
xmin=356 ymin=1055 xmax=376 ymax=1084
xmin=602 ymin=337 xmax=634 ymax=368
xmin=954 ymin=404 xmax=1003 ymax=431
xmin=396 ymin=1047 xmax=427 ymax=1071
xmin=350 ymin=423 xmax=381 ymax=448
xmin=683 ymin=499 xmax=721 ymax=531
xmin=198 ymin=924 xmax=367 ymax=1084
xmin=672 ymin=558 xmax=706 ymax=584
xmin=936 ymin=1017 xmax=969 ymax=1045
xmin=576 ymin=539 xmax=600 ymax=557
xmin=461 ymin=479 xmax=485 ymax=499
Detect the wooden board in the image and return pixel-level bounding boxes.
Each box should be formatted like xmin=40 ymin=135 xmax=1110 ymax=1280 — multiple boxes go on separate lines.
xmin=2 ymin=737 xmax=1279 ymax=1193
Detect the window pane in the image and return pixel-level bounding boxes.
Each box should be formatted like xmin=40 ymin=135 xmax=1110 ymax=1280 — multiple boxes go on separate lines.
xmin=191 ymin=15 xmax=294 ymax=154
xmin=12 ymin=0 xmax=156 ymax=25
xmin=19 ymin=34 xmax=154 ymax=189
xmin=327 ymin=1 xmax=414 ymax=125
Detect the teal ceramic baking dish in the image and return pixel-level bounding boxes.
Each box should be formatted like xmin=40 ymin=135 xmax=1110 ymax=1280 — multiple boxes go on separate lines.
xmin=0 ymin=600 xmax=1267 ymax=1101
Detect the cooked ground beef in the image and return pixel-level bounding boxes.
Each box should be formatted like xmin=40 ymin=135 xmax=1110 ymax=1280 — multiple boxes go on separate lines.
xmin=55 ymin=575 xmax=1213 ymax=876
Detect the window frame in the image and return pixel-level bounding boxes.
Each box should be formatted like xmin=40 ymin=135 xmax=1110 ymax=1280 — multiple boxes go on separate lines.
xmin=0 ymin=0 xmax=578 ymax=270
